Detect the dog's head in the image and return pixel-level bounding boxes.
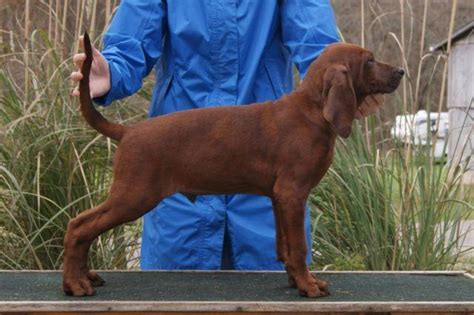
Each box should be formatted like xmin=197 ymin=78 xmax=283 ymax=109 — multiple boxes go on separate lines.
xmin=304 ymin=43 xmax=404 ymax=138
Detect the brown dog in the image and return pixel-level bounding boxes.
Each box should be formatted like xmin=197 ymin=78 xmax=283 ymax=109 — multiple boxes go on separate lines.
xmin=63 ymin=33 xmax=403 ymax=298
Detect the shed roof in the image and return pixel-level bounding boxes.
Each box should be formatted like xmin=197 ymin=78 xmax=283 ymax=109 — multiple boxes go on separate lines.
xmin=430 ymin=20 xmax=474 ymax=52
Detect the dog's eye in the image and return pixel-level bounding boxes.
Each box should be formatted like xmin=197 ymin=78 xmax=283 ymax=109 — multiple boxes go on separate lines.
xmin=367 ymin=58 xmax=375 ymax=65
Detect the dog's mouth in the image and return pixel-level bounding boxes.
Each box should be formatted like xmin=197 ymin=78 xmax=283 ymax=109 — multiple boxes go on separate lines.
xmin=380 ymin=69 xmax=404 ymax=94
xmin=382 ymin=78 xmax=402 ymax=93
xmin=367 ymin=73 xmax=404 ymax=96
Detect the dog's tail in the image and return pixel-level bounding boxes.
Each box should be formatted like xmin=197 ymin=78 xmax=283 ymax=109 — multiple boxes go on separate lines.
xmin=79 ymin=32 xmax=126 ymax=142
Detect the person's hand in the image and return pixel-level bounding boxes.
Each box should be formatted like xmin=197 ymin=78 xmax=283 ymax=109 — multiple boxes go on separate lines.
xmin=71 ymin=36 xmax=111 ymax=98
xmin=355 ymin=94 xmax=385 ymax=119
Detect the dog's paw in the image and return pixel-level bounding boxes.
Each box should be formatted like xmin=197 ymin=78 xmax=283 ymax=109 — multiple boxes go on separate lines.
xmin=87 ymin=271 xmax=105 ymax=287
xmin=311 ymin=274 xmax=329 ymax=294
xmin=298 ymin=283 xmax=327 ymax=298
xmin=295 ymin=274 xmax=330 ymax=298
xmin=63 ymin=276 xmax=96 ymax=297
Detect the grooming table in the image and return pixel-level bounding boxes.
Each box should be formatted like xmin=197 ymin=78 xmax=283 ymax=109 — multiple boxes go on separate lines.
xmin=0 ymin=271 xmax=473 ymax=314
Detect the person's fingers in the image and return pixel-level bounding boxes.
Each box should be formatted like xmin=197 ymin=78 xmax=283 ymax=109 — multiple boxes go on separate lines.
xmin=71 ymin=87 xmax=80 ymax=97
xmin=371 ymin=94 xmax=379 ymax=104
xmin=73 ymin=53 xmax=86 ymax=69
xmin=78 ymin=35 xmax=101 ymax=63
xmin=365 ymin=95 xmax=378 ymax=107
xmin=372 ymin=94 xmax=385 ymax=106
xmin=376 ymin=93 xmax=385 ymax=100
xmin=71 ymin=85 xmax=94 ymax=98
xmin=71 ymin=71 xmax=83 ymax=82
xmin=360 ymin=94 xmax=385 ymax=115
xmin=92 ymin=47 xmax=101 ymax=57
xmin=356 ymin=94 xmax=382 ymax=119
xmin=374 ymin=94 xmax=385 ymax=106
xmin=369 ymin=94 xmax=385 ymax=112
xmin=359 ymin=96 xmax=370 ymax=109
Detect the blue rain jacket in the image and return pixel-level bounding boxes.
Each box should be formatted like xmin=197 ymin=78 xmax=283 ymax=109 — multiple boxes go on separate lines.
xmin=95 ymin=0 xmax=340 ymax=270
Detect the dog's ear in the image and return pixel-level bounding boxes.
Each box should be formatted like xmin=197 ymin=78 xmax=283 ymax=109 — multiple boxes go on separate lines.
xmin=322 ymin=64 xmax=357 ymax=138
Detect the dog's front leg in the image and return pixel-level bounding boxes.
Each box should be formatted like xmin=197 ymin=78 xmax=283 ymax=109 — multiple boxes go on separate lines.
xmin=273 ymin=181 xmax=328 ymax=298
xmin=272 ymin=199 xmax=296 ymax=288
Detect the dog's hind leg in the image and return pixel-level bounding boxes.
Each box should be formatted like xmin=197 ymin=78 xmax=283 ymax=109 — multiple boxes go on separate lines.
xmin=63 ymin=181 xmax=167 ymax=297
xmin=63 ymin=201 xmax=111 ymax=296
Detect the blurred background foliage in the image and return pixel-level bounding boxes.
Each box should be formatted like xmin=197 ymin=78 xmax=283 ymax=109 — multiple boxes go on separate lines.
xmin=0 ymin=0 xmax=472 ymax=271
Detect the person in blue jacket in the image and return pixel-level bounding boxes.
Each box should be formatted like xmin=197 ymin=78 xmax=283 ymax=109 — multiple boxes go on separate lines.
xmin=71 ymin=0 xmax=354 ymax=270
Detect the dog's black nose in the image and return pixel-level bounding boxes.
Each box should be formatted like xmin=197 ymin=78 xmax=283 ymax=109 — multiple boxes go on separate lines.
xmin=395 ymin=67 xmax=405 ymax=76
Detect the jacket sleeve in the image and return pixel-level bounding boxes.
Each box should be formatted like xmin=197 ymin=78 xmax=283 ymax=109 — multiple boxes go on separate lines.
xmin=94 ymin=0 xmax=166 ymax=105
xmin=280 ymin=0 xmax=340 ymax=79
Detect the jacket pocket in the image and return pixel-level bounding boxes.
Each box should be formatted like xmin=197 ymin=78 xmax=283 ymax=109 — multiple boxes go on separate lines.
xmin=264 ymin=59 xmax=291 ymax=100
xmin=263 ymin=63 xmax=278 ymax=100
xmin=149 ymin=73 xmax=173 ymax=117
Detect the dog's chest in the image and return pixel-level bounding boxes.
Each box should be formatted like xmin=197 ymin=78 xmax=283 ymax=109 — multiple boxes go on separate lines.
xmin=307 ymin=141 xmax=335 ymax=186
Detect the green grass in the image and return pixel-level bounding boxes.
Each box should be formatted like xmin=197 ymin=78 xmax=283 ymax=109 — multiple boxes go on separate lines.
xmin=308 ymin=0 xmax=473 ymax=271
xmin=0 ymin=28 xmax=147 ymax=270
xmin=310 ymin=121 xmax=473 ymax=271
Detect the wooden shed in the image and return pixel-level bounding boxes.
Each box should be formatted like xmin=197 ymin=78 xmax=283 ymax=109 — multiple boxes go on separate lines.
xmin=431 ymin=21 xmax=474 ymax=184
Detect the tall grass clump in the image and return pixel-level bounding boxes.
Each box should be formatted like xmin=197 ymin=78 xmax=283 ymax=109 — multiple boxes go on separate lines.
xmin=311 ymin=125 xmax=472 ymax=270
xmin=311 ymin=0 xmax=473 ymax=270
xmin=0 ymin=1 xmax=146 ymax=270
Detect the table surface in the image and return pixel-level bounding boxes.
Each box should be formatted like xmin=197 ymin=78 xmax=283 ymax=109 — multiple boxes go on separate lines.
xmin=1 ymin=271 xmax=473 ymax=313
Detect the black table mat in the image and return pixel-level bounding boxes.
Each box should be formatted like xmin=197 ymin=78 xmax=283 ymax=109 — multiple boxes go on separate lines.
xmin=1 ymin=271 xmax=473 ymax=302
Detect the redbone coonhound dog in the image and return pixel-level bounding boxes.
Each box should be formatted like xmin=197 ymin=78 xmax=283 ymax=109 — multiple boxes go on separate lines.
xmin=63 ymin=33 xmax=403 ymax=298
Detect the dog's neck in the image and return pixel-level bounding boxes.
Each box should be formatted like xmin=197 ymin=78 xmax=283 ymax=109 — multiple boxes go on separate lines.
xmin=275 ymin=83 xmax=337 ymax=147
xmin=291 ymin=71 xmax=330 ymax=131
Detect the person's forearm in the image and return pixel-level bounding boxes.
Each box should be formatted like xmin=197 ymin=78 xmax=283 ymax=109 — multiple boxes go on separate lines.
xmin=281 ymin=0 xmax=340 ymax=78
xmin=93 ymin=0 xmax=167 ymax=105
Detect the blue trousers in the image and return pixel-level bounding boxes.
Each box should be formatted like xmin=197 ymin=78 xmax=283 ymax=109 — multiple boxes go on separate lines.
xmin=141 ymin=193 xmax=312 ymax=270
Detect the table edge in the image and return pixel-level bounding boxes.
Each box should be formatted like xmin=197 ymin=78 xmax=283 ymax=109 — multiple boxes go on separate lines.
xmin=1 ymin=301 xmax=474 ymax=313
